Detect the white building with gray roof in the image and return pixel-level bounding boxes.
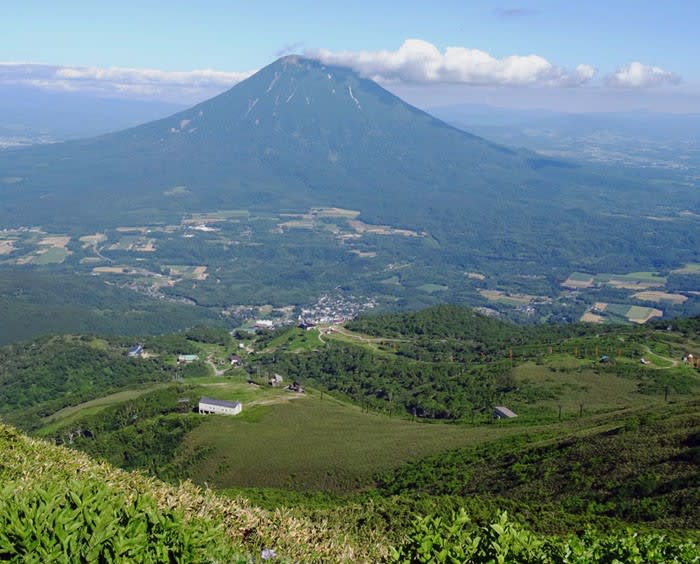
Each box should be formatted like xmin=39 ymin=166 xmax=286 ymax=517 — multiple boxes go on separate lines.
xmin=198 ymin=396 xmax=242 ymax=416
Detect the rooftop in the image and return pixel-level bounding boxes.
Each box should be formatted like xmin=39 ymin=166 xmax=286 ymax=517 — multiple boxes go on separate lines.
xmin=199 ymin=396 xmax=241 ymax=409
xmin=494 ymin=406 xmax=518 ymax=418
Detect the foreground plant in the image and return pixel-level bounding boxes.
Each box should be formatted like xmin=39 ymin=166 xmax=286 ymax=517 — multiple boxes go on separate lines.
xmin=388 ymin=510 xmax=699 ymax=563
xmin=0 ymin=479 xmax=244 ymax=563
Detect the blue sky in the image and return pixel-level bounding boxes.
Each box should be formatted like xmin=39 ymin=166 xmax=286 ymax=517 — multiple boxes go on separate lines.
xmin=2 ymin=1 xmax=697 ymax=112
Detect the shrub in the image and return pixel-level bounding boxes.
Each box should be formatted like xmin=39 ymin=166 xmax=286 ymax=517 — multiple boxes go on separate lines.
xmin=0 ymin=479 xmax=244 ymax=563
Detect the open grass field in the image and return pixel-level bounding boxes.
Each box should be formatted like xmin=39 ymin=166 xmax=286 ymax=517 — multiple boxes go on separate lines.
xmin=172 ymin=394 xmax=520 ymax=493
xmin=264 ymin=328 xmax=324 ymax=352
xmin=31 ymin=246 xmax=71 ymax=265
xmin=417 ymin=283 xmax=448 ymax=294
xmin=37 ymin=385 xmax=170 ymax=436
xmin=510 ymin=362 xmax=660 ymax=416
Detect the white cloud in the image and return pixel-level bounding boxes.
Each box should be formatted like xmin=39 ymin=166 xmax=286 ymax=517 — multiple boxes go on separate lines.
xmin=0 ymin=62 xmax=253 ymax=101
xmin=307 ymin=39 xmax=595 ymax=87
xmin=606 ymin=62 xmax=680 ymax=88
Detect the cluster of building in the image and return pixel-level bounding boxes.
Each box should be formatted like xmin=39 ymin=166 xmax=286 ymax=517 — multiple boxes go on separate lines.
xmin=297 ymin=292 xmax=377 ymax=326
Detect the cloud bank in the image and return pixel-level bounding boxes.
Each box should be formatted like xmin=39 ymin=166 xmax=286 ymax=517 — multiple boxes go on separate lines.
xmin=606 ymin=61 xmax=680 ymax=88
xmin=0 ymin=62 xmax=252 ymax=101
xmin=0 ymin=42 xmax=681 ymax=104
xmin=307 ymin=39 xmax=595 ymax=87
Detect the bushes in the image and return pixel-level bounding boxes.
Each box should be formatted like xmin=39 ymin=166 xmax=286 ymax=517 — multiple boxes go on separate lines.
xmin=389 ymin=510 xmax=699 ymax=563
xmin=0 ymin=479 xmax=243 ymax=563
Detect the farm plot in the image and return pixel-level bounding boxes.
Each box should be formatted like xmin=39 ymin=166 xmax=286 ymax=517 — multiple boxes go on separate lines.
xmin=672 ymin=263 xmax=700 ymax=275
xmin=311 ymin=207 xmax=361 ymax=219
xmin=580 ymin=311 xmax=605 ymax=323
xmin=479 ymin=289 xmax=536 ymax=306
xmin=169 ymin=265 xmax=209 ymax=280
xmin=633 ymin=291 xmax=688 ymax=305
xmin=183 ymin=210 xmax=249 ymax=224
xmin=603 ymin=272 xmax=667 ymax=290
xmin=16 ymin=234 xmax=72 ymax=264
xmin=562 ymin=272 xmax=594 ymax=289
xmin=626 ymin=305 xmax=664 ymax=324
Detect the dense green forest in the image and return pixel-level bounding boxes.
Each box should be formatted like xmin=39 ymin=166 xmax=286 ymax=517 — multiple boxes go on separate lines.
xmin=0 ymin=271 xmax=224 ymax=345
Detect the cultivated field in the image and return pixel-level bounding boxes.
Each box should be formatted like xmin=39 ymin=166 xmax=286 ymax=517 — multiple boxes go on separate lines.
xmin=311 ymin=207 xmax=361 ymax=218
xmin=672 ymin=263 xmax=700 ymax=274
xmin=633 ymin=291 xmax=688 ymax=305
xmin=562 ymin=272 xmax=594 ymax=289
xmin=626 ymin=305 xmax=664 ymax=324
xmin=479 ymin=289 xmax=535 ymax=306
xmin=605 ymin=272 xmax=666 ymax=290
xmin=347 ymin=220 xmax=420 ymax=237
xmin=580 ymin=311 xmax=604 ymax=323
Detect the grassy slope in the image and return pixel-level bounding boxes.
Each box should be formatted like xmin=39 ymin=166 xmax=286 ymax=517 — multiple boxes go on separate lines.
xmin=0 ymin=424 xmax=383 ymax=562
xmin=378 ymin=400 xmax=700 ymax=533
xmin=173 ymin=393 xmax=516 ymax=492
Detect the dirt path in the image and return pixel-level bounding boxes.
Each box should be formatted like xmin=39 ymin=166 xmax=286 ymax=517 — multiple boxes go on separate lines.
xmin=206 ymin=356 xmax=227 ymax=376
xmin=641 ymin=345 xmax=679 ymax=369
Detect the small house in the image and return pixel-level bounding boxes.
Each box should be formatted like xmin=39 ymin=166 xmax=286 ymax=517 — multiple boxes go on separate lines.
xmin=178 ymin=354 xmax=199 ymax=364
xmin=493 ymin=406 xmax=517 ymax=419
xmin=287 ymin=381 xmax=304 ymax=393
xmin=127 ymin=344 xmax=143 ymax=358
xmin=198 ymin=396 xmax=242 ymax=416
xmin=229 ymin=354 xmax=242 ymax=366
xmin=269 ymin=373 xmax=284 ymax=387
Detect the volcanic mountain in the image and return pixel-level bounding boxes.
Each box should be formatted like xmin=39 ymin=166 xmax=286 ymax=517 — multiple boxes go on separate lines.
xmin=0 ymin=57 xmax=578 ymax=224
xmin=0 ymin=55 xmax=697 ymax=268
